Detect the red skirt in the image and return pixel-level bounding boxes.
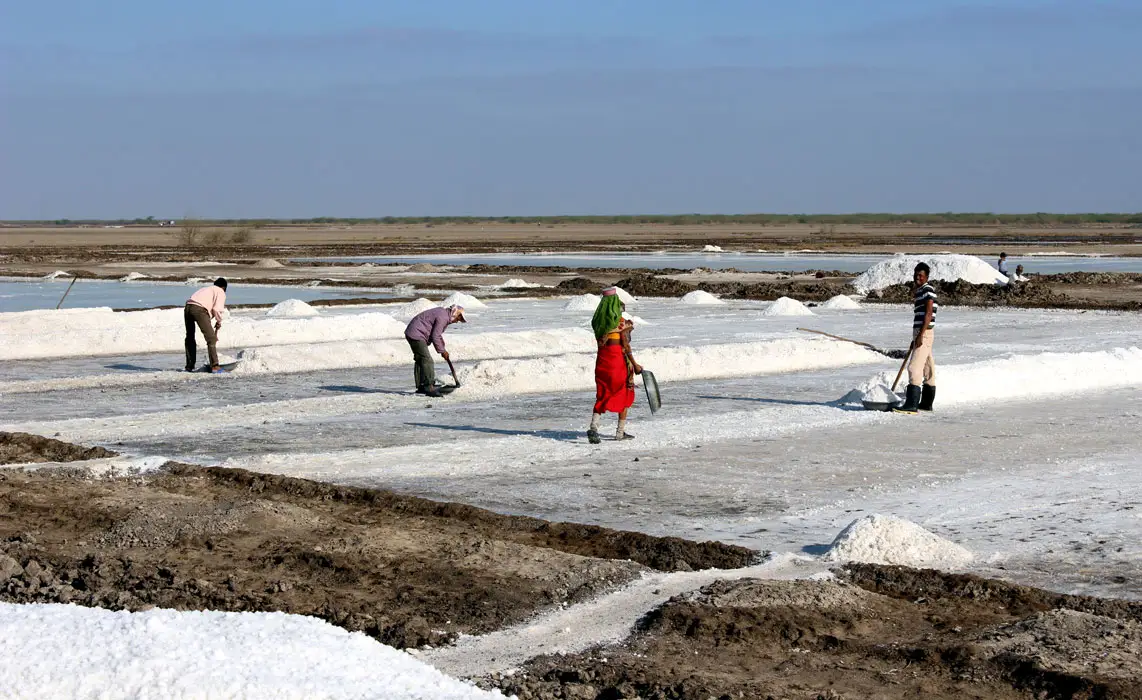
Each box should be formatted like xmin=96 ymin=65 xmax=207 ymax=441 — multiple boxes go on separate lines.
xmin=594 ymin=344 xmax=635 ymax=414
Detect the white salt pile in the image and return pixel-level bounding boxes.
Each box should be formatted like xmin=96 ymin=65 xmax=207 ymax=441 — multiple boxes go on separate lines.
xmin=852 ymin=254 xmax=1007 ymax=293
xmin=820 ymin=294 xmax=861 ymax=310
xmin=611 ymin=286 xmax=636 ymax=305
xmin=119 ymin=272 xmax=149 ymax=282
xmin=43 ymin=271 xmax=71 ymax=280
xmin=825 ymin=514 xmax=974 ymax=568
xmin=761 ymin=297 xmax=815 ymax=316
xmin=680 ymin=290 xmax=724 ymax=305
xmin=495 ymin=278 xmax=541 ymax=289
xmin=252 ymin=258 xmax=285 ymax=269
xmin=622 ymin=312 xmax=652 ymax=326
xmin=388 ymin=298 xmax=438 ymax=321
xmin=439 ymin=292 xmax=488 ymax=309
xmin=0 ymin=602 xmax=506 ymax=700
xmin=860 ymin=384 xmax=899 ymax=404
xmin=564 ymin=294 xmax=601 ymax=312
xmin=392 ymin=283 xmax=415 ymax=296
xmin=265 ymin=299 xmax=319 ymax=318
xmin=702 ymin=244 xmax=724 ymax=252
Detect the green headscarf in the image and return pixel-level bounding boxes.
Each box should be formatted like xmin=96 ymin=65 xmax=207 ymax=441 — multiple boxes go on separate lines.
xmin=591 ymin=294 xmax=624 ymax=340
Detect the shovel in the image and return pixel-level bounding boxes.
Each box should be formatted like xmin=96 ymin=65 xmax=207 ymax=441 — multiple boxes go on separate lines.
xmin=445 ymin=356 xmax=461 ymax=388
xmin=796 ymin=328 xmax=908 ymax=359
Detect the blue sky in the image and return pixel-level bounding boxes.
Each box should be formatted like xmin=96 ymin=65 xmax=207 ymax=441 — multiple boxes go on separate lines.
xmin=1 ymin=1 xmax=1139 ymax=218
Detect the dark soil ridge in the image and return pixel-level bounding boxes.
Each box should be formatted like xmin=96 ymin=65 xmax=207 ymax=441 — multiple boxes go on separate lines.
xmin=489 ymin=572 xmax=1142 ymax=700
xmin=0 ymin=463 xmax=760 ymax=650
xmin=167 ymin=465 xmax=761 ymax=572
xmin=841 ymin=563 xmax=1142 ymax=621
xmin=868 ymin=279 xmax=1142 ymax=311
xmin=0 ymin=431 xmax=118 ymax=465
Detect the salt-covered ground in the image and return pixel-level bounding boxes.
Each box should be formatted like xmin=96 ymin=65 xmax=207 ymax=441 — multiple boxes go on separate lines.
xmin=2 ymin=289 xmax=1141 ymax=695
xmin=2 ymin=295 xmax=1139 ymax=604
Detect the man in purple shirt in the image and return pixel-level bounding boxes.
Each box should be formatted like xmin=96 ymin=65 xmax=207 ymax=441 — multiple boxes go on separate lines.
xmin=405 ymin=305 xmax=466 ymax=396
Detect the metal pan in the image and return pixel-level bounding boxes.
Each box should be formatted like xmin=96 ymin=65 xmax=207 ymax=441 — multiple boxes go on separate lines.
xmin=861 ymin=397 xmax=901 ymax=411
xmin=642 ymin=369 xmax=661 ymax=414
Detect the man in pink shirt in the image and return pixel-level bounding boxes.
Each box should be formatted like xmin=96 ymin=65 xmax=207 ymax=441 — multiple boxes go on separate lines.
xmin=184 ymin=278 xmax=228 ymax=372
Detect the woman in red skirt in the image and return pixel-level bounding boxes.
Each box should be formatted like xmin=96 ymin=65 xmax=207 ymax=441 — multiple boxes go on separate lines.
xmin=588 ymin=288 xmax=642 ymax=444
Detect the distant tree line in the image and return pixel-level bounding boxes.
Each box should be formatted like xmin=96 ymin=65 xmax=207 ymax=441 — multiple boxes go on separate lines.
xmin=13 ymin=213 xmax=1142 ymax=227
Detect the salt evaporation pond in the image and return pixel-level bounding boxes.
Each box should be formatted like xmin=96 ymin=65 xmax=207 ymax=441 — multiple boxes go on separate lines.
xmin=0 ymin=278 xmax=396 ymax=312
xmin=293 ymin=252 xmax=1142 ymax=274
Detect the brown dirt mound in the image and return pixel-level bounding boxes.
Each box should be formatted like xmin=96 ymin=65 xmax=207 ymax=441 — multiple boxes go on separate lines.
xmin=0 ymin=464 xmax=759 ymax=650
xmin=698 ymin=279 xmax=847 ymax=302
xmin=0 ymin=431 xmax=117 ymax=465
xmin=490 ymin=571 xmax=1142 ymax=699
xmin=613 ymin=274 xmax=696 ymax=297
xmin=556 ymin=277 xmax=603 ymax=293
xmin=867 ymin=279 xmax=1064 ymax=307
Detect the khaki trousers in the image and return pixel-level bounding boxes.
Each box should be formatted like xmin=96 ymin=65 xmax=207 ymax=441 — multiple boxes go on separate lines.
xmin=184 ymin=302 xmax=218 ymax=370
xmin=908 ymin=328 xmax=936 ymax=387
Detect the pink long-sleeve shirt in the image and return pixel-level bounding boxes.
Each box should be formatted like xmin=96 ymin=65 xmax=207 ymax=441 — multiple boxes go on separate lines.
xmin=187 ymin=286 xmax=226 ymax=322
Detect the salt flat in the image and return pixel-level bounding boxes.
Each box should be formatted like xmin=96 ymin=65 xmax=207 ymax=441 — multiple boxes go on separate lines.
xmin=2 ymin=295 xmax=1139 ymax=602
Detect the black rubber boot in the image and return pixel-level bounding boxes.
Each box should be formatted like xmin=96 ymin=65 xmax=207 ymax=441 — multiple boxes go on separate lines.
xmin=919 ymin=385 xmax=936 ymax=411
xmin=892 ymin=385 xmax=922 ymax=414
xmin=587 ymin=428 xmax=601 ymax=444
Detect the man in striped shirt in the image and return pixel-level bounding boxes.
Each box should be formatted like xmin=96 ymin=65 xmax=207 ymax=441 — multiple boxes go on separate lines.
xmin=894 ymin=262 xmax=937 ymax=413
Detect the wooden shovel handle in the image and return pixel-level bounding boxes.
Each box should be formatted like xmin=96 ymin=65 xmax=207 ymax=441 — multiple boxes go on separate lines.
xmin=891 ymin=338 xmax=917 ymax=392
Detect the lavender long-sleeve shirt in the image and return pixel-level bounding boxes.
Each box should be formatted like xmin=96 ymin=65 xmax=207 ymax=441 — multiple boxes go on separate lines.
xmin=404 ymin=307 xmax=453 ymax=353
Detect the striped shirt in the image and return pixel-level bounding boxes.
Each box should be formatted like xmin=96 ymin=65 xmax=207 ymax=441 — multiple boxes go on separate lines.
xmin=913 ymin=283 xmax=937 ymax=329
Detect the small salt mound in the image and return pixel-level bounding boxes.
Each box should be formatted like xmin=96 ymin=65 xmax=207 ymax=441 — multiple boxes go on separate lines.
xmin=622 ymin=312 xmax=652 ymax=326
xmin=611 ymin=287 xmax=636 ymax=305
xmin=852 ymin=254 xmax=1007 ymax=293
xmin=119 ymin=272 xmax=148 ymax=282
xmin=825 ymin=514 xmax=974 ymax=568
xmin=681 ymin=290 xmax=725 ymax=305
xmin=439 ymin=292 xmax=488 ymax=309
xmin=389 ymin=298 xmax=438 ymax=321
xmin=761 ymin=297 xmax=815 ymax=316
xmin=821 ymin=294 xmax=861 ymax=310
xmin=252 ymin=258 xmax=285 ymax=269
xmin=702 ymin=244 xmax=724 ymax=252
xmin=265 ymin=299 xmax=319 ymax=318
xmin=392 ymin=283 xmax=415 ymax=296
xmin=496 ymin=278 xmax=541 ymax=289
xmin=564 ymin=294 xmax=601 ymax=312
xmin=838 ymin=375 xmax=900 ymax=406
xmin=43 ymin=271 xmax=71 ymax=280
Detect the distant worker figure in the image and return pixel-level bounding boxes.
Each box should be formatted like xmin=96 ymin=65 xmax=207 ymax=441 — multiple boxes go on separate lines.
xmin=184 ymin=278 xmax=228 ymax=373
xmin=1014 ymin=264 xmax=1026 ymax=281
xmin=894 ymin=263 xmax=937 ymax=414
xmin=588 ymin=289 xmax=642 ymax=444
xmin=998 ymin=252 xmax=1010 ymax=277
xmin=405 ymin=305 xmax=466 ymax=397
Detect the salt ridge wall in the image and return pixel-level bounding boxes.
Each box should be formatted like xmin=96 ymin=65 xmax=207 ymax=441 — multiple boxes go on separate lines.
xmin=843 ymin=347 xmax=1142 ymax=405
xmin=0 ymin=307 xmax=409 ymax=360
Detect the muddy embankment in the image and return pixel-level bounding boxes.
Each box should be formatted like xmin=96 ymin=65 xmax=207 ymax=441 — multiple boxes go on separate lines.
xmin=489 ymin=566 xmax=1142 ymax=700
xmin=606 ymin=271 xmax=1142 ymax=311
xmin=0 ymin=455 xmax=757 ymax=650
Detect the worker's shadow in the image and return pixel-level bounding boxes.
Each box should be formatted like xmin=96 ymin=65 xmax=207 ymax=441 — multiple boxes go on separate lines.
xmin=698 ymin=395 xmax=862 ymax=411
xmin=406 ymin=422 xmax=581 ymax=442
xmin=106 ymin=363 xmax=162 ymax=372
xmin=320 ymin=384 xmax=405 ymax=395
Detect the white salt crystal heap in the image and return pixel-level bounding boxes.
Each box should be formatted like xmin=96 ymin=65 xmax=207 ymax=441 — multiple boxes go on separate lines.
xmin=264 ymin=299 xmax=319 ymax=318
xmin=852 ymin=254 xmax=1006 ymax=294
xmin=680 ymin=290 xmax=724 ymax=305
xmin=825 ymin=514 xmax=974 ymax=568
xmin=439 ymin=292 xmax=488 ymax=309
xmin=762 ymin=297 xmax=815 ymax=316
